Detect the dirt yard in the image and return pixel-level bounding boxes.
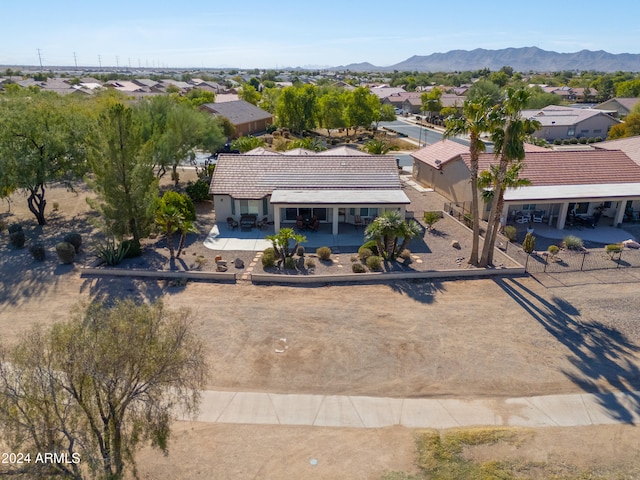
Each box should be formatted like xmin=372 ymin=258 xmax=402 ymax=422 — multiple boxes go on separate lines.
xmin=2 ymin=179 xmax=640 ymax=478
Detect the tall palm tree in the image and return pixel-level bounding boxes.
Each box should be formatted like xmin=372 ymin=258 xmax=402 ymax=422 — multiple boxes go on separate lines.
xmin=444 ymin=97 xmax=495 ymax=266
xmin=478 ymin=162 xmax=531 ymax=226
xmin=479 ymin=87 xmax=541 ymax=267
xmin=155 ymin=205 xmax=183 ymax=259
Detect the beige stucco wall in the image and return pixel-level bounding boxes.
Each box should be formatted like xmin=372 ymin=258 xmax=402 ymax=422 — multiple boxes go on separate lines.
xmin=413 ymin=158 xmax=473 ymax=204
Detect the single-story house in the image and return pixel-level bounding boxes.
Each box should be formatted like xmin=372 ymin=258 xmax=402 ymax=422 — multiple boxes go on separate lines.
xmin=521 ymin=105 xmax=620 ymax=142
xmin=200 ymin=100 xmax=273 ymax=137
xmin=412 ymin=140 xmax=640 ymax=229
xmin=594 ymin=97 xmax=640 ymax=118
xmin=210 ymin=154 xmax=410 ymax=235
xmin=592 ymin=135 xmax=640 ymax=166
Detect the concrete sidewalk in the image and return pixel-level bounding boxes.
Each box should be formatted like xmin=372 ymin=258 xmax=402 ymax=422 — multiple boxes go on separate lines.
xmin=183 ymin=389 xmax=640 ymax=429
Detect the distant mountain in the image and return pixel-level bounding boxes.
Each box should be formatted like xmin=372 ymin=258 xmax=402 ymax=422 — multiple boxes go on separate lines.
xmin=333 ymin=47 xmax=640 ymax=73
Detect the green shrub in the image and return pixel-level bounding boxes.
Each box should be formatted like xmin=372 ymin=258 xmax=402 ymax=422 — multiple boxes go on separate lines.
xmin=316 ymin=246 xmax=331 ymax=261
xmin=547 ymin=245 xmax=559 ymax=256
xmin=578 ymin=137 xmax=588 ymax=144
xmin=569 ymin=137 xmax=578 ymax=144
xmin=360 ymin=239 xmax=379 ymax=255
xmin=261 ymin=251 xmax=275 ymax=268
xmin=296 ymin=245 xmax=305 ymax=257
xmin=263 ymin=246 xmax=277 ymax=258
xmin=522 ymin=232 xmax=536 ymax=254
xmin=366 ymin=255 xmax=383 ymax=271
xmin=7 ymin=223 xmax=23 ymax=234
xmin=503 ymin=225 xmax=517 ymax=242
xmin=121 ymin=238 xmax=142 ymax=258
xmin=29 ymin=242 xmax=46 ymax=261
xmin=63 ymin=232 xmax=82 ymax=253
xmin=284 ymin=256 xmax=296 ymax=270
xmin=606 ymin=243 xmax=622 ymax=253
xmin=423 ymin=211 xmax=441 ymax=230
xmin=553 ymin=139 xmax=562 ymax=145
xmin=9 ymin=230 xmax=25 ymax=248
xmin=304 ymin=257 xmax=316 ymax=269
xmin=56 ymin=241 xmax=76 ymax=264
xmin=563 ymin=235 xmax=584 ymax=251
xmin=95 ymin=238 xmax=129 ymax=266
xmin=358 ymin=246 xmax=373 ymax=261
xmin=352 ymin=262 xmax=366 ymax=273
xmin=185 ymin=178 xmax=211 ymax=203
xmin=595 ymin=136 xmax=603 ymax=142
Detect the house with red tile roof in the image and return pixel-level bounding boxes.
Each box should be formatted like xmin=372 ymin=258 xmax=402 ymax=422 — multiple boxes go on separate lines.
xmin=411 ymin=140 xmax=640 ymax=230
xmin=210 ymin=153 xmax=409 ymax=235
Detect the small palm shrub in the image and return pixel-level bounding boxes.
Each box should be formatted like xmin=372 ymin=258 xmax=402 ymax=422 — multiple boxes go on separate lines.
xmin=563 ymin=235 xmax=584 ymax=251
xmin=9 ymin=230 xmax=25 ymax=248
xmin=503 ymin=225 xmax=517 ymax=242
xmin=56 ymin=241 xmax=76 ymax=264
xmin=366 ymin=255 xmax=383 ymax=271
xmin=63 ymin=232 xmax=82 ymax=253
xmin=29 ymin=242 xmax=46 ymax=261
xmin=304 ymin=257 xmax=316 ymax=269
xmin=316 ymin=246 xmax=331 ymax=261
xmin=352 ymin=262 xmax=366 ymax=273
xmin=522 ymin=232 xmax=536 ymax=254
xmin=284 ymin=256 xmax=296 ymax=270
xmin=358 ymin=246 xmax=373 ymax=261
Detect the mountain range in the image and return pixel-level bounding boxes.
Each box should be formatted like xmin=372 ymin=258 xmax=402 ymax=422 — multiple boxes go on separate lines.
xmin=332 ymin=47 xmax=640 ymax=73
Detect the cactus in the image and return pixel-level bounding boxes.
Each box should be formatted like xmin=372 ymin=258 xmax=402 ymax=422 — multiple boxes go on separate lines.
xmin=56 ymin=242 xmax=76 ymax=264
xmin=522 ymin=232 xmax=536 ymax=254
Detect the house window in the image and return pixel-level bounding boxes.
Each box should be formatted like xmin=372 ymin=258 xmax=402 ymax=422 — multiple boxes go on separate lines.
xmin=567 ymin=127 xmax=575 ymax=136
xmin=359 ymin=208 xmax=378 ymax=217
xmin=283 ymin=207 xmax=327 ymax=222
xmin=312 ymin=208 xmax=327 ymax=221
xmin=521 ymin=204 xmax=536 ymax=211
xmin=594 ymin=129 xmax=602 ymax=135
xmin=284 ymin=208 xmax=298 ymax=221
xmin=240 ymin=199 xmax=260 ymax=215
xmin=262 ymin=198 xmax=269 ymax=215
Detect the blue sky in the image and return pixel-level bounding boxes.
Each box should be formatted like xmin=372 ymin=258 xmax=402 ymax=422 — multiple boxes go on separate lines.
xmin=3 ymin=0 xmax=640 ymax=69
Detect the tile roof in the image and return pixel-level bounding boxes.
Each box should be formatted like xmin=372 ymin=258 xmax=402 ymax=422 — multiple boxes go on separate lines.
xmin=521 ymin=105 xmax=619 ymax=127
xmin=210 ymin=154 xmax=401 ymax=199
xmin=461 ymin=150 xmax=640 ymax=187
xmin=201 ymin=100 xmax=272 ymax=126
xmin=411 ymin=139 xmax=469 ymax=169
xmin=317 ymin=146 xmax=370 ymax=156
xmin=593 ymin=135 xmax=640 ymax=166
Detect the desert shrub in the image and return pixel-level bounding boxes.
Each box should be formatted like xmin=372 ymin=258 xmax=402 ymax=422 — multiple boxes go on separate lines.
xmin=296 ymin=245 xmax=305 ymax=257
xmin=7 ymin=223 xmax=23 ymax=234
xmin=9 ymin=230 xmax=25 ymax=248
xmin=563 ymin=235 xmax=584 ymax=251
xmin=360 ymin=239 xmax=379 ymax=255
xmin=522 ymin=232 xmax=536 ymax=254
xmin=0 ymin=219 xmax=6 ymax=233
xmin=358 ymin=246 xmax=373 ymax=261
xmin=95 ymin=238 xmax=129 ymax=266
xmin=595 ymin=136 xmax=603 ymax=142
xmin=606 ymin=243 xmax=622 ymax=253
xmin=261 ymin=250 xmax=275 ymax=268
xmin=316 ymin=246 xmax=331 ymax=261
xmin=121 ymin=238 xmax=142 ymax=258
xmin=284 ymin=256 xmax=296 ymax=270
xmin=578 ymin=137 xmax=588 ymax=144
xmin=366 ymin=255 xmax=383 ymax=271
xmin=352 ymin=262 xmax=366 ymax=273
xmin=52 ymin=201 xmax=60 ymax=211
xmin=423 ymin=211 xmax=441 ymax=230
xmin=547 ymin=245 xmax=559 ymax=256
xmin=399 ymin=249 xmax=412 ymax=260
xmin=553 ymin=139 xmax=562 ymax=145
xmin=569 ymin=137 xmax=578 ymax=144
xmin=263 ymin=246 xmax=277 ymax=258
xmin=29 ymin=242 xmax=46 ymax=261
xmin=304 ymin=257 xmax=316 ymax=269
xmin=185 ymin=178 xmax=211 ymax=203
xmin=56 ymin=241 xmax=76 ymax=264
xmin=503 ymin=225 xmax=517 ymax=242
xmin=63 ymin=232 xmax=82 ymax=253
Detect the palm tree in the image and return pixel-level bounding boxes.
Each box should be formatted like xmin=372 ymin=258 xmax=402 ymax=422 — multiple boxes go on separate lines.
xmin=444 ymin=96 xmax=496 ymax=266
xmin=479 ymin=87 xmax=541 ymax=267
xmin=175 ymin=219 xmax=198 ymax=258
xmin=365 ymin=211 xmax=418 ymax=260
xmin=266 ymin=228 xmax=306 ymax=260
xmin=155 ymin=205 xmax=183 ymax=259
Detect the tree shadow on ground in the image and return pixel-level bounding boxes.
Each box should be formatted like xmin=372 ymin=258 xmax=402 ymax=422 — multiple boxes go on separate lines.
xmin=79 ymin=276 xmax=167 ymax=307
xmin=494 ymin=276 xmax=640 ymax=424
xmin=387 ymin=279 xmax=446 ymax=304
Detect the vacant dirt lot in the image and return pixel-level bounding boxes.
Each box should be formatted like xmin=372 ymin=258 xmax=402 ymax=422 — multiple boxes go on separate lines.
xmin=2 ymin=181 xmax=640 ymax=478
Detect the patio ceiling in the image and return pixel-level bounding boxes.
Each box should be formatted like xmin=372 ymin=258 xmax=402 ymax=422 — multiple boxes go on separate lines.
xmin=504 ymin=183 xmax=640 ymax=202
xmin=270 ymin=189 xmax=410 ymax=204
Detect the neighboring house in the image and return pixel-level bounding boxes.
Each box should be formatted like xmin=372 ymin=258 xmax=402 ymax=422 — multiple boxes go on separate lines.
xmin=521 ymin=105 xmax=620 ymax=142
xmin=412 ymin=140 xmax=640 ymax=229
xmin=594 ymin=97 xmax=640 ymax=118
xmin=402 ymin=93 xmax=465 ymax=115
xmin=381 ymin=92 xmax=421 ymax=110
xmin=592 ymin=135 xmax=640 ymax=167
xmin=200 ymin=100 xmax=273 ymax=137
xmin=370 ymin=86 xmax=407 ymax=100
xmin=210 ymin=154 xmax=410 ymax=235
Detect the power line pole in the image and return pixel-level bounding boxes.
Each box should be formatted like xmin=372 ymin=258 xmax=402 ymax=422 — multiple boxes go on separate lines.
xmin=98 ymin=55 xmax=102 ymax=69
xmin=73 ymin=52 xmax=78 ymax=69
xmin=116 ymin=56 xmax=119 ymax=68
xmin=37 ymin=48 xmax=43 ymax=70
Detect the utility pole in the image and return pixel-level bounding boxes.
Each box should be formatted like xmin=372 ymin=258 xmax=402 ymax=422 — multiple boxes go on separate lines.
xmin=37 ymin=48 xmax=43 ymax=71
xmin=98 ymin=55 xmax=102 ymax=69
xmin=116 ymin=56 xmax=119 ymax=69
xmin=73 ymin=51 xmax=78 ymax=69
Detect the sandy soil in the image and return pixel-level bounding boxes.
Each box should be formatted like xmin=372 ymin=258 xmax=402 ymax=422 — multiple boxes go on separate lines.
xmin=2 ymin=178 xmax=640 ymax=478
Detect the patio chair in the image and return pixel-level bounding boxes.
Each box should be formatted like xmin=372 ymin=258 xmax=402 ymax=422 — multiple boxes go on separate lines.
xmin=296 ymin=216 xmax=305 ymax=231
xmin=226 ymin=217 xmax=238 ymax=230
xmin=354 ymin=215 xmax=364 ymax=229
xmin=532 ymin=211 xmax=544 ymax=223
xmin=257 ymin=217 xmax=269 ymax=230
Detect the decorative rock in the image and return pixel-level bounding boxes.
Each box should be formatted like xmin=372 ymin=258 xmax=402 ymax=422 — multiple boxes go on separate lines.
xmin=451 ymin=240 xmax=461 ymax=249
xmin=234 ymin=257 xmax=245 ymax=269
xmin=216 ymin=264 xmax=228 ymax=272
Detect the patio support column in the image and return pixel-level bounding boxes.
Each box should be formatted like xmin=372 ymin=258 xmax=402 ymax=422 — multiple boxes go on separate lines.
xmin=332 ymin=207 xmax=339 ymax=235
xmin=273 ymin=206 xmax=281 ymax=233
xmin=613 ymin=200 xmax=627 ymax=227
xmin=557 ymin=202 xmax=570 ymax=230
